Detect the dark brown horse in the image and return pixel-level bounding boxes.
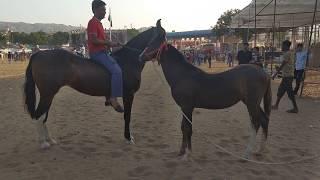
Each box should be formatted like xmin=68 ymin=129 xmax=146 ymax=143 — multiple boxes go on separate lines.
xmin=154 ymin=44 xmax=272 ymax=159
xmin=24 ymin=20 xmax=166 ymax=149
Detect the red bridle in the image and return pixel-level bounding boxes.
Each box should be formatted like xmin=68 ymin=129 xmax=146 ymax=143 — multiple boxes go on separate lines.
xmin=140 ymin=41 xmax=168 ymax=62
xmin=155 ymin=41 xmax=168 ymax=61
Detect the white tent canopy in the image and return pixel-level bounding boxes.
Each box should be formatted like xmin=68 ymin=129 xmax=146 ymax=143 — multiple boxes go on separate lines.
xmin=230 ymin=0 xmax=320 ymax=29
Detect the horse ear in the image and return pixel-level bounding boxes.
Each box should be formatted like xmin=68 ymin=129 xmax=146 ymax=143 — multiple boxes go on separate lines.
xmin=156 ymin=19 xmax=162 ymax=28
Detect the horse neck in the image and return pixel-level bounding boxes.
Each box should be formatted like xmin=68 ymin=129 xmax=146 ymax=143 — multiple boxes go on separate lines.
xmin=117 ymin=28 xmax=154 ymax=56
xmin=113 ymin=29 xmax=154 ymax=72
xmin=160 ymin=47 xmax=198 ymax=87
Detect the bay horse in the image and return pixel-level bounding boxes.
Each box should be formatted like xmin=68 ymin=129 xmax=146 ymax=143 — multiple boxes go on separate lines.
xmin=24 ymin=19 xmax=166 ymax=149
xmin=154 ymin=44 xmax=272 ymax=159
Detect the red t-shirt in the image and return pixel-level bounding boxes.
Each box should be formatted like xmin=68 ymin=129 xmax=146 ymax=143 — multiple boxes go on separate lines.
xmin=87 ymin=17 xmax=107 ymax=54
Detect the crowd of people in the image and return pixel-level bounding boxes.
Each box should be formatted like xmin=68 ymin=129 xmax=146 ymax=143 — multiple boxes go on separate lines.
xmin=73 ymin=45 xmax=87 ymax=58
xmin=180 ymin=42 xmax=269 ymax=69
xmin=0 ymin=49 xmax=32 ymax=62
xmin=236 ymin=41 xmax=308 ymax=113
xmin=182 ymin=49 xmax=214 ymax=68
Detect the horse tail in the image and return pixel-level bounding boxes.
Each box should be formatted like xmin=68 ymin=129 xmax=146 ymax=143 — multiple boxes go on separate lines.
xmin=262 ymin=78 xmax=272 ymax=138
xmin=24 ymin=53 xmax=37 ymax=119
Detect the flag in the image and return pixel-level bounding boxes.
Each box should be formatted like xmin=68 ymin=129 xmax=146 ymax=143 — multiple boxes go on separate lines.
xmin=108 ymin=8 xmax=112 ymax=27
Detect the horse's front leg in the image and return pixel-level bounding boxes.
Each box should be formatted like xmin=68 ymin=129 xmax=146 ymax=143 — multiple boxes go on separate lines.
xmin=123 ymin=94 xmax=135 ymax=144
xmin=179 ymin=109 xmax=193 ymax=158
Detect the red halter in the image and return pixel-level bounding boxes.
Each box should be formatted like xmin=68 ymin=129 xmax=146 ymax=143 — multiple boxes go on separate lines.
xmin=154 ymin=41 xmax=168 ymax=62
xmin=140 ymin=41 xmax=168 ymax=62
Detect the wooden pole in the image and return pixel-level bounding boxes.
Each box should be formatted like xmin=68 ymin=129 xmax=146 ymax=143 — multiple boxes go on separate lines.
xmin=254 ymin=0 xmax=257 ymax=47
xmin=271 ymin=0 xmax=276 ymax=74
xmin=300 ymin=0 xmax=318 ymax=96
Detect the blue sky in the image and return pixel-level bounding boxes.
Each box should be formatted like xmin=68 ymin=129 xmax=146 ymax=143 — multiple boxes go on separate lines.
xmin=1 ymin=0 xmax=251 ymax=31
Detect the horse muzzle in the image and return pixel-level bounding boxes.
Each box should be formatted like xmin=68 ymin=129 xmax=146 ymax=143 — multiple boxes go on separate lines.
xmin=139 ymin=47 xmax=149 ymax=63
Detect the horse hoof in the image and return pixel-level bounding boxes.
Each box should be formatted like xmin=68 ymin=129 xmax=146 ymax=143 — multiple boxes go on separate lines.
xmin=178 ymin=150 xmax=186 ymax=157
xmin=49 ymin=138 xmax=58 ymax=145
xmin=243 ymin=153 xmax=250 ymax=160
xmin=256 ymin=146 xmax=268 ymax=155
xmin=178 ymin=152 xmax=190 ymax=161
xmin=125 ymin=135 xmax=135 ymax=144
xmin=126 ymin=138 xmax=135 ymax=145
xmin=40 ymin=141 xmax=51 ymax=149
xmin=181 ymin=153 xmax=189 ymax=161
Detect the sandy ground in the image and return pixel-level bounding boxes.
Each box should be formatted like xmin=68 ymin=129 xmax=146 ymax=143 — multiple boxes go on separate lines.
xmin=0 ymin=60 xmax=28 ymax=78
xmin=0 ymin=61 xmax=320 ymax=180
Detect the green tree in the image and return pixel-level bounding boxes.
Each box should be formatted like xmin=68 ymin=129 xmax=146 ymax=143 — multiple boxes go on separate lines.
xmin=49 ymin=31 xmax=69 ymax=46
xmin=28 ymin=31 xmax=49 ymax=45
xmin=213 ymin=9 xmax=253 ymax=42
xmin=0 ymin=32 xmax=7 ymax=46
xmin=11 ymin=32 xmax=29 ymax=44
xmin=213 ymin=9 xmax=240 ymax=37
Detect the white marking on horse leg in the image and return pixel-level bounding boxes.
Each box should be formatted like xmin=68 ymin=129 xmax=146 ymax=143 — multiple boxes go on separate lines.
xmin=126 ymin=138 xmax=135 ymax=145
xmin=244 ymin=124 xmax=257 ymax=159
xmin=43 ymin=123 xmax=57 ymax=145
xmin=125 ymin=134 xmax=135 ymax=145
xmin=181 ymin=148 xmax=191 ymax=161
xmin=35 ymin=116 xmax=50 ymax=149
xmin=258 ymin=135 xmax=267 ymax=154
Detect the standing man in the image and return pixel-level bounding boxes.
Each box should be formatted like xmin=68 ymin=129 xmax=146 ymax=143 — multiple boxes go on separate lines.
xmin=251 ymin=47 xmax=263 ymax=67
xmin=87 ymin=0 xmax=124 ymax=112
xmin=207 ymin=50 xmax=212 ymax=68
xmin=293 ymin=43 xmax=307 ymax=95
xmin=226 ymin=48 xmax=233 ymax=67
xmin=272 ymin=40 xmax=298 ymax=113
xmin=237 ymin=42 xmax=252 ymax=65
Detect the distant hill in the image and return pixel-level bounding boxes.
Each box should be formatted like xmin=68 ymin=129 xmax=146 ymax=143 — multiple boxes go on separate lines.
xmin=0 ymin=21 xmax=80 ymax=33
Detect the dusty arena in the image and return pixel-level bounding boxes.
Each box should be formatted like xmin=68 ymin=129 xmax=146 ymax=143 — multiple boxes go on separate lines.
xmin=0 ymin=61 xmax=320 ymax=179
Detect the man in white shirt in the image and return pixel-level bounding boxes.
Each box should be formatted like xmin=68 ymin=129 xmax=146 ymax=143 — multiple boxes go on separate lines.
xmin=294 ymin=43 xmax=308 ymax=95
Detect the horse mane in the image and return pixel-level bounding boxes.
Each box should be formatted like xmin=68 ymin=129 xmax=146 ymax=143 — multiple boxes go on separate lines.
xmin=125 ymin=27 xmax=154 ymax=47
xmin=162 ymin=44 xmax=205 ymax=73
xmin=113 ymin=27 xmax=155 ymax=56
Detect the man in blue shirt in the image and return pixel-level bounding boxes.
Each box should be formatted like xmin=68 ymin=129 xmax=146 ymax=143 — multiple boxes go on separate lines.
xmin=294 ymin=43 xmax=307 ymax=95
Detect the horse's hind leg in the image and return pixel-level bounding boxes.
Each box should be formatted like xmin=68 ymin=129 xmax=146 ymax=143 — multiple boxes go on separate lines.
xmin=43 ymin=112 xmax=57 ymax=145
xmin=35 ymin=113 xmax=50 ymax=149
xmin=35 ymin=95 xmax=55 ymax=149
xmin=257 ymin=107 xmax=269 ymax=154
xmin=244 ymin=106 xmax=260 ymax=159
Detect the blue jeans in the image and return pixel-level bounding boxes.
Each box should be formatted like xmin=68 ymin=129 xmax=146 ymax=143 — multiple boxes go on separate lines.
xmin=90 ymin=51 xmax=123 ymax=98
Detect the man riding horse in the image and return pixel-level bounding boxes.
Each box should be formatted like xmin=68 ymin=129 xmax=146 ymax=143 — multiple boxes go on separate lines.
xmin=87 ymin=0 xmax=124 ymax=112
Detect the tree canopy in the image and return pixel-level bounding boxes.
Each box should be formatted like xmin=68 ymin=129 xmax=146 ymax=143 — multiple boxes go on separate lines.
xmin=0 ymin=32 xmax=7 ymax=47
xmin=213 ymin=9 xmax=253 ymax=42
xmin=7 ymin=31 xmax=70 ymax=46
